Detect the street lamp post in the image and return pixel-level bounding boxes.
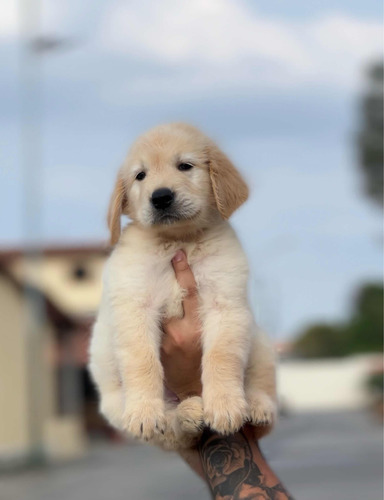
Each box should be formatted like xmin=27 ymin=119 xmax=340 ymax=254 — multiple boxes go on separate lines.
xmin=19 ymin=0 xmax=75 ymax=465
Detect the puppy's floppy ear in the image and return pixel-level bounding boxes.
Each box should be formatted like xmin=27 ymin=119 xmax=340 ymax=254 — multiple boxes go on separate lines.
xmin=107 ymin=171 xmax=128 ymax=245
xmin=208 ymin=144 xmax=249 ymax=219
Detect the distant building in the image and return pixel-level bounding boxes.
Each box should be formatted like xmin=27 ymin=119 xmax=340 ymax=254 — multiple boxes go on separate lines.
xmin=0 ymin=245 xmax=113 ymax=466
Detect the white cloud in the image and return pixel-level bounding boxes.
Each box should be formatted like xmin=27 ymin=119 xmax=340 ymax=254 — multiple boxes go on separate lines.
xmin=310 ymin=15 xmax=382 ymax=59
xmin=102 ymin=0 xmax=309 ymax=68
xmin=0 ymin=0 xmax=70 ymax=39
xmin=0 ymin=1 xmax=17 ymax=38
xmin=1 ymin=0 xmax=381 ymax=98
xmin=100 ymin=0 xmax=382 ymax=93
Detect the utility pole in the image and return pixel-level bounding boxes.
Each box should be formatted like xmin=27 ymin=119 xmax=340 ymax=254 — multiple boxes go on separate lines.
xmin=19 ymin=0 xmax=46 ymax=466
xmin=19 ymin=0 xmax=75 ymax=465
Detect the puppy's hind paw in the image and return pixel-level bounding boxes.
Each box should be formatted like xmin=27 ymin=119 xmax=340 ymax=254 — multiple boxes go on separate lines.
xmin=176 ymin=396 xmax=204 ymax=435
xmin=247 ymin=391 xmax=276 ymax=427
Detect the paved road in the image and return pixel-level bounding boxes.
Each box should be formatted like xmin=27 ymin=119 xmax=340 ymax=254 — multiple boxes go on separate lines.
xmin=1 ymin=411 xmax=383 ymax=500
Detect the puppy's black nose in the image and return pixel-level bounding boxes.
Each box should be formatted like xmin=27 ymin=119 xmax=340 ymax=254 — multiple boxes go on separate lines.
xmin=151 ymin=188 xmax=174 ymax=210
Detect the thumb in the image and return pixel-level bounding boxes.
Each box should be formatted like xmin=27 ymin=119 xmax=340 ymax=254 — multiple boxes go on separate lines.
xmin=172 ymin=250 xmax=198 ymax=317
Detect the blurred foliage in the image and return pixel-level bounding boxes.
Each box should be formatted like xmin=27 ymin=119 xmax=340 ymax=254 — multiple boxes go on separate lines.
xmin=366 ymin=372 xmax=384 ymax=396
xmin=358 ymin=61 xmax=383 ymax=208
xmin=347 ymin=283 xmax=384 ymax=354
xmin=293 ymin=283 xmax=383 ymax=358
xmin=292 ymin=324 xmax=345 ymax=358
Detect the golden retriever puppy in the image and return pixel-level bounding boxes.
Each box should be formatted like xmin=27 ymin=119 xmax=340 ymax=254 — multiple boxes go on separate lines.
xmin=88 ymin=123 xmax=276 ymax=450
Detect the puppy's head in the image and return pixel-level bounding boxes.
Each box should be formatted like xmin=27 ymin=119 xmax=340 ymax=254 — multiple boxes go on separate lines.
xmin=108 ymin=123 xmax=248 ymax=244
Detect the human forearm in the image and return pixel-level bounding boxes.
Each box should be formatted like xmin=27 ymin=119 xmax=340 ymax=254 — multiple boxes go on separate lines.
xmin=197 ymin=425 xmax=294 ymax=500
xmin=163 ymin=252 xmax=292 ymax=497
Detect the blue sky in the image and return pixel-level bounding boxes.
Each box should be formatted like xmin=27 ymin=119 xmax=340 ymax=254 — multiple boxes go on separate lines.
xmin=0 ymin=0 xmax=382 ymax=339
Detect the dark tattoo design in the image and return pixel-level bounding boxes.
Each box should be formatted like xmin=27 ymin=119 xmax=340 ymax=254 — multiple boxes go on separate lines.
xmin=198 ymin=429 xmax=294 ymax=500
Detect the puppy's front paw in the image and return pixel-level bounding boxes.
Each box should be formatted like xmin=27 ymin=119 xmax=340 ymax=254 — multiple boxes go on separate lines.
xmin=124 ymin=399 xmax=166 ymax=440
xmin=176 ymin=396 xmax=204 ymax=435
xmin=247 ymin=391 xmax=276 ymax=427
xmin=100 ymin=390 xmax=124 ymax=430
xmin=204 ymin=393 xmax=248 ymax=435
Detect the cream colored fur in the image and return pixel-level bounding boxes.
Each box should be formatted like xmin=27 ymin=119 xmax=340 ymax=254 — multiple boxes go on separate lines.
xmin=88 ymin=123 xmax=276 ymax=450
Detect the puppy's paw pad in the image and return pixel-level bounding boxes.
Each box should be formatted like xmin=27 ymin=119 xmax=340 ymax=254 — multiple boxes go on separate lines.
xmin=124 ymin=399 xmax=166 ymax=440
xmin=204 ymin=394 xmax=248 ymax=435
xmin=247 ymin=392 xmax=276 ymax=427
xmin=177 ymin=396 xmax=204 ymax=434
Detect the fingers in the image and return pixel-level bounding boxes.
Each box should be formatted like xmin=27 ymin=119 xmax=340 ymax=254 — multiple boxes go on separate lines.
xmin=172 ymin=250 xmax=199 ymax=319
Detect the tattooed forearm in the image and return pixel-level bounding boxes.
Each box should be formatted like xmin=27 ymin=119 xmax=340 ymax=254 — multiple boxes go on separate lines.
xmin=198 ymin=427 xmax=294 ymax=500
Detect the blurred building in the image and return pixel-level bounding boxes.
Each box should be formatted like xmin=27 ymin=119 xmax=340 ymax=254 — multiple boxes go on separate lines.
xmin=0 ymin=245 xmax=112 ymax=466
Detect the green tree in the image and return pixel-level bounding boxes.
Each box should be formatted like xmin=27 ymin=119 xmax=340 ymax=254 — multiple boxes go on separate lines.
xmin=292 ymin=283 xmax=383 ymax=358
xmin=293 ymin=324 xmax=345 ymax=359
xmin=358 ymin=61 xmax=383 ymax=208
xmin=346 ymin=283 xmax=383 ymax=354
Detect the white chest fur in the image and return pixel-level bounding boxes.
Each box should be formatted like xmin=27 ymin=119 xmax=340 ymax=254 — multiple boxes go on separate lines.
xmin=107 ymin=220 xmax=248 ymax=322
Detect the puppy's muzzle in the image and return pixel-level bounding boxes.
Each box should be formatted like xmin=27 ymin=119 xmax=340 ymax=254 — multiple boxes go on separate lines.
xmin=151 ymin=188 xmax=175 ymax=210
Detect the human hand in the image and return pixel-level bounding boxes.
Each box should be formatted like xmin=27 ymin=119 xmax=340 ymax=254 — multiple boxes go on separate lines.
xmin=161 ymin=250 xmax=203 ymax=401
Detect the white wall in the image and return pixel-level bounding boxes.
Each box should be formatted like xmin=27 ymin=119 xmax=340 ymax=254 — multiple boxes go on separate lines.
xmin=277 ymin=355 xmax=378 ymax=412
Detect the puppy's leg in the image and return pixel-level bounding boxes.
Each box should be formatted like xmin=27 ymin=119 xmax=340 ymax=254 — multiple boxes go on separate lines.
xmin=201 ymin=305 xmax=251 ymax=435
xmin=89 ymin=317 xmax=124 ymax=430
xmin=245 ymin=329 xmax=277 ymax=434
xmin=112 ymin=301 xmax=166 ymax=441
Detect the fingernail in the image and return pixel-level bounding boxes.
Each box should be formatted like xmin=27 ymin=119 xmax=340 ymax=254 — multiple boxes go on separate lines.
xmin=173 ymin=250 xmax=184 ymax=263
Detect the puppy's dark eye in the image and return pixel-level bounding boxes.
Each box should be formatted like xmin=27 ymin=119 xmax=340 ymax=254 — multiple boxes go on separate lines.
xmin=135 ymin=171 xmax=146 ymax=181
xmin=178 ymin=163 xmax=194 ymax=171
